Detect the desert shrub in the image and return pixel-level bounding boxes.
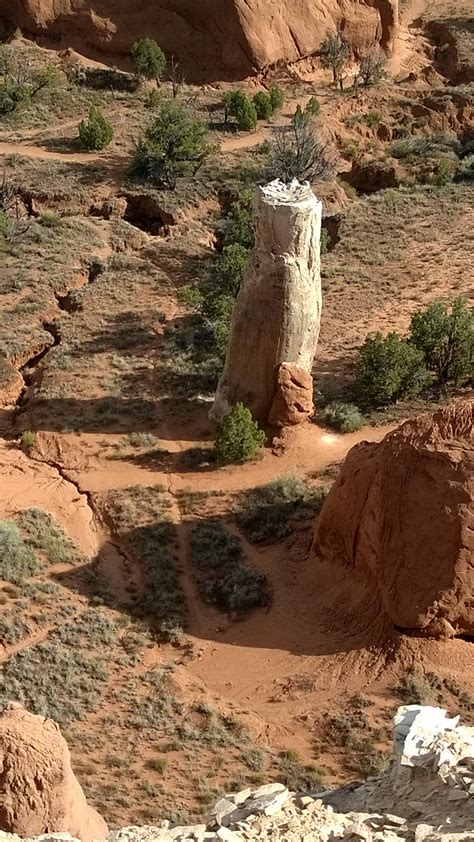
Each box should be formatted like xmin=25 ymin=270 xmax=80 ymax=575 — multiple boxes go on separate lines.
xmin=235 ymin=474 xmax=328 ymax=542
xmin=144 ymin=88 xmax=162 ymax=108
xmin=278 ymin=750 xmax=325 ymax=792
xmin=319 ymin=30 xmax=350 ymax=86
xmin=409 ymin=297 xmax=473 ymax=386
xmin=365 ymin=110 xmax=382 ymax=128
xmin=40 ymin=211 xmax=62 ymax=228
xmin=456 ymin=153 xmax=474 ymax=181
xmin=17 ymin=508 xmax=83 ymax=565
xmin=320 ymin=227 xmax=330 ymax=255
xmin=78 ymin=107 xmax=113 ymax=151
xmin=131 ymin=100 xmax=212 ymax=189
xmin=0 ymin=520 xmax=40 ymax=584
xmin=269 ymin=117 xmax=338 ymax=183
xmin=20 ymin=429 xmax=37 ymax=451
xmin=224 ymin=187 xmax=254 ymax=249
xmin=354 ymin=332 xmax=428 ymax=407
xmin=396 ymin=668 xmax=435 ymax=704
xmin=269 ymin=85 xmax=284 ymax=114
xmin=0 ymin=52 xmax=60 ymax=114
xmin=305 ymin=96 xmax=321 ymax=117
xmin=0 ymin=641 xmax=108 ymax=723
xmin=357 ymin=50 xmax=386 ymax=86
xmin=322 ymin=402 xmax=364 ymax=433
xmin=189 ymin=521 xmax=270 ymax=615
xmin=215 ymin=402 xmax=266 ymax=464
xmin=253 ymin=91 xmax=273 ymax=120
xmin=430 ymin=158 xmax=456 ymax=186
xmin=223 ymin=90 xmax=258 ymax=131
xmin=132 ymin=38 xmax=166 ymax=83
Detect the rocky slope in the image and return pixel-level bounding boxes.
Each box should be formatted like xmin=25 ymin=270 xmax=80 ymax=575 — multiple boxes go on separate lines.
xmin=1 ymin=704 xmax=473 ymax=841
xmin=4 ymin=0 xmax=398 ymax=80
xmin=313 ymin=401 xmax=474 ymax=639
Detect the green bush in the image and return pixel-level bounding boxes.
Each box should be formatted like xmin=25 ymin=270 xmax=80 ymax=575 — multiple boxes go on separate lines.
xmin=40 ymin=211 xmax=62 ymax=228
xmin=20 ymin=430 xmax=37 ymax=451
xmin=269 ymin=85 xmax=284 ymax=114
xmin=215 ymin=402 xmax=266 ymax=464
xmin=132 ymin=38 xmax=166 ymax=83
xmin=354 ymin=332 xmax=428 ymax=407
xmin=131 ymin=100 xmax=212 ymax=189
xmin=409 ymin=297 xmax=473 ymax=386
xmin=456 ymin=153 xmax=474 ymax=182
xmin=253 ymin=91 xmax=273 ymax=120
xmin=78 ymin=107 xmax=113 ymax=151
xmin=224 ymin=90 xmax=257 ymax=131
xmin=322 ymin=402 xmax=364 ymax=432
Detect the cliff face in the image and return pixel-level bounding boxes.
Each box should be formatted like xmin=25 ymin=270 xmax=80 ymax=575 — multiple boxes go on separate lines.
xmin=4 ymin=0 xmax=398 ymax=81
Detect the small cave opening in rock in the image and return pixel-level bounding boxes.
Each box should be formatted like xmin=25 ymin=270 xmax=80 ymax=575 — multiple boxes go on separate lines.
xmin=121 ymin=194 xmax=167 ymax=235
xmin=321 ymin=216 xmax=341 ymax=252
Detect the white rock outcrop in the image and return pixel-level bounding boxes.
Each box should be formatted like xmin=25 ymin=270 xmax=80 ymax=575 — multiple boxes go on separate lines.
xmin=211 ymin=179 xmax=322 ymax=426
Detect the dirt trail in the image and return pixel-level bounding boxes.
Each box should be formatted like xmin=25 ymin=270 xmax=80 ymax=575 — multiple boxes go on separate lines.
xmin=387 ymin=0 xmax=430 ymax=76
xmin=0 ymin=140 xmax=108 ymax=164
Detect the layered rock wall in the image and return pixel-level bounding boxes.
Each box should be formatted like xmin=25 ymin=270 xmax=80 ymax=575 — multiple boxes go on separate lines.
xmin=212 ymin=180 xmax=322 ymax=426
xmin=4 ymin=0 xmax=398 ymax=81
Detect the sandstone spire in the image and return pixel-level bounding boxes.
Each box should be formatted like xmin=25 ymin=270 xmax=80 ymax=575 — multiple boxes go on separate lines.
xmin=211 ymin=179 xmax=322 ymax=426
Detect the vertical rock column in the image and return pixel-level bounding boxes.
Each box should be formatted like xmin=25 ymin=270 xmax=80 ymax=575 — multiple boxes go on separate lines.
xmin=211 ymin=179 xmax=322 ymax=426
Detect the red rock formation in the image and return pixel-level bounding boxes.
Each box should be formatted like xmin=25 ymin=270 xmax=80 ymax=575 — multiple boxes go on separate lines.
xmin=268 ymin=363 xmax=314 ymax=427
xmin=0 ymin=703 xmax=107 ymax=841
xmin=5 ymin=0 xmax=398 ymax=81
xmin=314 ymin=401 xmax=474 ymax=639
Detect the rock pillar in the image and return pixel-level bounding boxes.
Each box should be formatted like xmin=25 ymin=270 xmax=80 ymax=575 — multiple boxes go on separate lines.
xmin=211 ymin=179 xmax=322 ymax=426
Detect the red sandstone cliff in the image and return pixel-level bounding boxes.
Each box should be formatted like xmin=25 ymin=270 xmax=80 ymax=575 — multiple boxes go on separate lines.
xmin=4 ymin=0 xmax=398 ymax=81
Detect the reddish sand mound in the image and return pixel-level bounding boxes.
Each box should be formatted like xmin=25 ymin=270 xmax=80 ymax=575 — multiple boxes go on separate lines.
xmin=0 ymin=703 xmax=107 ymax=841
xmin=314 ymin=401 xmax=474 ymax=639
xmin=6 ymin=0 xmax=397 ymax=81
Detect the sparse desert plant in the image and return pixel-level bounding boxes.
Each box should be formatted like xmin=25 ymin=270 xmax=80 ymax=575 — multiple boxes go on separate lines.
xmin=235 ymin=474 xmax=328 ymax=542
xmin=304 ymin=96 xmax=321 ymax=117
xmin=215 ymin=402 xmax=266 ymax=464
xmin=132 ymin=38 xmax=166 ymax=84
xmin=189 ymin=521 xmax=270 ymax=615
xmin=319 ymin=29 xmax=351 ymax=87
xmin=17 ymin=508 xmax=83 ymax=565
xmin=40 ymin=211 xmax=62 ymax=228
xmin=409 ymin=297 xmax=473 ymax=386
xmin=20 ymin=429 xmax=37 ymax=451
xmin=78 ymin=107 xmax=113 ymax=151
xmin=322 ymin=402 xmax=364 ymax=433
xmin=354 ymin=332 xmax=429 ymax=407
xmin=277 ymin=749 xmax=325 ymax=792
xmin=0 ymin=50 xmax=60 ymax=114
xmin=0 ymin=520 xmax=40 ymax=584
xmin=357 ymin=50 xmax=386 ymax=86
xmin=131 ymin=100 xmax=212 ymax=189
xmin=253 ymin=91 xmax=273 ymax=120
xmin=269 ymin=118 xmax=338 ymax=183
xmin=456 ymin=153 xmax=474 ymax=182
xmin=396 ymin=668 xmax=434 ymax=705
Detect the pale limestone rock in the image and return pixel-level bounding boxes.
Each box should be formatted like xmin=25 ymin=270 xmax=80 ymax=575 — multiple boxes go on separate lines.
xmin=211 ymin=179 xmax=322 ymax=426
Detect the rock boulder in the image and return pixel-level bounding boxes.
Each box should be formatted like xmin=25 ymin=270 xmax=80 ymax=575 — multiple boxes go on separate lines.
xmin=313 ymin=401 xmax=474 ymax=638
xmin=0 ymin=704 xmax=107 ymax=841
